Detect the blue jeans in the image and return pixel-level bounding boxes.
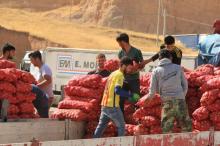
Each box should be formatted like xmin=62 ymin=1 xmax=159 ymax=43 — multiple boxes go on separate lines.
xmin=31 ymin=84 xmax=49 ymax=118
xmin=93 ymin=106 xmax=125 ymax=138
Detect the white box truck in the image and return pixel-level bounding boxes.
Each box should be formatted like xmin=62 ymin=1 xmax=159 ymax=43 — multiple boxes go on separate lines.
xmin=21 ymin=47 xmax=198 ymax=93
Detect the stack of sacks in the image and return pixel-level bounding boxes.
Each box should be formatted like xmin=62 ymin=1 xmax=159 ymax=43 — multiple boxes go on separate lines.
xmin=132 ymin=94 xmax=162 ymax=134
xmin=51 ymin=59 xmax=121 ymax=138
xmin=182 ymin=64 xmax=220 ymax=131
xmin=51 ymin=74 xmax=103 ymax=121
xmin=0 ymin=60 xmax=38 ymax=119
xmin=193 ymin=79 xmax=220 ymax=131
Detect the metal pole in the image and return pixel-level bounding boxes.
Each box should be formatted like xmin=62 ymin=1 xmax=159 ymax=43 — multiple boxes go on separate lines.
xmin=163 ymin=9 xmax=166 ymax=37
xmin=156 ymin=0 xmax=161 ymax=46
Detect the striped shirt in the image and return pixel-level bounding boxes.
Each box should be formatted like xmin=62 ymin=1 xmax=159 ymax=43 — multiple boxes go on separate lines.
xmin=101 ymin=70 xmax=124 ymax=107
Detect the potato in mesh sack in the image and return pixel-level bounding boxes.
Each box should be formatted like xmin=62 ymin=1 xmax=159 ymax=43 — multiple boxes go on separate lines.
xmin=0 ymin=81 xmax=16 ymax=93
xmin=200 ymin=89 xmax=220 ymax=106
xmin=195 ymin=64 xmax=214 ymax=75
xmin=136 ymin=94 xmax=161 ymax=108
xmin=210 ymin=111 xmax=220 ymax=123
xmin=104 ymin=59 xmax=120 ymax=72
xmin=50 ymin=109 xmax=88 ymax=121
xmin=65 ymin=86 xmax=103 ymax=99
xmin=193 ymin=120 xmax=211 ymax=131
xmin=0 ymin=60 xmax=16 ymax=69
xmin=200 ymin=78 xmax=220 ymax=92
xmin=58 ymin=99 xmax=95 ymax=113
xmin=79 ymin=74 xmax=102 ymax=89
xmin=207 ymin=100 xmax=220 ymax=112
xmin=149 ymin=125 xmax=162 ymax=134
xmin=192 ymin=106 xmax=209 ymax=121
xmin=140 ymin=116 xmax=160 ymax=127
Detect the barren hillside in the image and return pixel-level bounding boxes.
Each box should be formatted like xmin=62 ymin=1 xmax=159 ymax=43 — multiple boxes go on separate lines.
xmin=0 ymin=0 xmax=198 ymax=63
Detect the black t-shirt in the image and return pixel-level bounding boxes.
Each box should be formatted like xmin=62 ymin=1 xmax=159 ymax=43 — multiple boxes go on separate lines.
xmin=88 ymin=69 xmax=110 ymax=77
xmin=151 ymin=47 xmax=182 ymax=65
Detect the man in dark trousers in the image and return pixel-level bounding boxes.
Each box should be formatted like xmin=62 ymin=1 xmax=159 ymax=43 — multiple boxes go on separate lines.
xmin=88 ymin=53 xmax=110 ymax=77
xmin=117 ymin=33 xmax=144 ymax=113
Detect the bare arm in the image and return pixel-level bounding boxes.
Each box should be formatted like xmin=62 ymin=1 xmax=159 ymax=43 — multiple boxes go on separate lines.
xmin=37 ymin=74 xmax=52 ymax=89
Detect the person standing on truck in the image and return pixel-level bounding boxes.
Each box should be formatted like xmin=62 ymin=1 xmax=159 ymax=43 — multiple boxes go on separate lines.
xmin=0 ymin=43 xmax=16 ymax=121
xmin=117 ymin=33 xmax=144 ymax=114
xmin=0 ymin=43 xmax=16 ymax=60
xmin=29 ymin=51 xmax=54 ymax=107
xmin=144 ymin=49 xmax=191 ymax=133
xmin=88 ymin=53 xmax=110 ymax=77
xmin=197 ymin=20 xmax=220 ymax=66
xmin=142 ymin=36 xmax=183 ymax=66
xmin=93 ymin=57 xmax=140 ymax=138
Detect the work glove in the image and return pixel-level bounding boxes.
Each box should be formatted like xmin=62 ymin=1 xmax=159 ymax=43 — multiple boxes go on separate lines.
xmin=129 ymin=93 xmax=140 ymax=103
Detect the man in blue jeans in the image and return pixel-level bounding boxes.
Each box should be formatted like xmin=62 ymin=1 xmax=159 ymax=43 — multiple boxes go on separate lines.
xmin=32 ymin=84 xmax=49 ymax=118
xmin=93 ymin=57 xmax=140 ymax=138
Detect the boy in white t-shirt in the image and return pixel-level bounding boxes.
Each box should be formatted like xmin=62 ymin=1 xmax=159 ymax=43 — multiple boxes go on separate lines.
xmin=29 ymin=51 xmax=54 ymax=106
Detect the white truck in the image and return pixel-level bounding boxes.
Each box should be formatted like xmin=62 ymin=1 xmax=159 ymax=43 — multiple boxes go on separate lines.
xmin=21 ymin=47 xmax=198 ymax=94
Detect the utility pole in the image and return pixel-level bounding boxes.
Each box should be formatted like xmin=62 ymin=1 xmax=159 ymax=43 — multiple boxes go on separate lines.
xmin=163 ymin=8 xmax=166 ymax=37
xmin=156 ymin=0 xmax=161 ymax=46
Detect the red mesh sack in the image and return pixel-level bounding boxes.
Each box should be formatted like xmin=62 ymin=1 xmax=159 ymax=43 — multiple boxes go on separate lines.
xmin=58 ymin=99 xmax=94 ymax=113
xmin=150 ymin=125 xmax=162 ymax=134
xmin=207 ymin=100 xmax=220 ymax=112
xmin=140 ymin=73 xmax=151 ymax=87
xmin=192 ymin=106 xmax=209 ymax=121
xmin=104 ymin=59 xmax=120 ymax=72
xmin=79 ymin=74 xmax=102 ymax=89
xmin=140 ymin=116 xmax=160 ymax=127
xmin=133 ymin=124 xmax=149 ymax=135
xmin=16 ymin=92 xmax=36 ymax=103
xmin=214 ymin=122 xmax=220 ymax=131
xmin=195 ymin=64 xmax=214 ymax=75
xmin=210 ymin=111 xmax=220 ymax=123
xmin=2 ymin=68 xmax=18 ymax=82
xmin=195 ymin=75 xmax=214 ymax=87
xmin=193 ymin=120 xmax=211 ymax=131
xmin=0 ymin=60 xmax=16 ymax=69
xmin=19 ymin=71 xmax=37 ymax=84
xmin=125 ymin=124 xmax=136 ymax=136
xmin=200 ymin=89 xmax=220 ymax=106
xmin=0 ymin=81 xmax=16 ymax=93
xmin=19 ymin=102 xmax=35 ymax=114
xmin=200 ymin=78 xmax=220 ymax=92
xmin=65 ymin=86 xmax=102 ymax=99
xmin=8 ymin=104 xmax=19 ymax=115
xmin=136 ymin=94 xmax=161 ymax=108
xmin=15 ymin=81 xmax=32 ymax=93
xmin=140 ymin=86 xmax=149 ymax=96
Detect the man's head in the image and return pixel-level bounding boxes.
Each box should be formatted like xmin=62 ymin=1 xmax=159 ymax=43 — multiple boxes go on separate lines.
xmin=120 ymin=56 xmax=133 ymax=74
xmin=96 ymin=53 xmax=106 ymax=70
xmin=2 ymin=43 xmax=16 ymax=60
xmin=213 ymin=20 xmax=220 ymax=34
xmin=116 ymin=33 xmax=130 ymax=49
xmin=164 ymin=36 xmax=175 ymax=50
xmin=29 ymin=51 xmax=42 ymax=67
xmin=159 ymin=49 xmax=171 ymax=60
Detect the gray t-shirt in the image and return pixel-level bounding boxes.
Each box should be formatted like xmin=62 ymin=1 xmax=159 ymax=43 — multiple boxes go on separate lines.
xmin=38 ymin=64 xmax=54 ymax=98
